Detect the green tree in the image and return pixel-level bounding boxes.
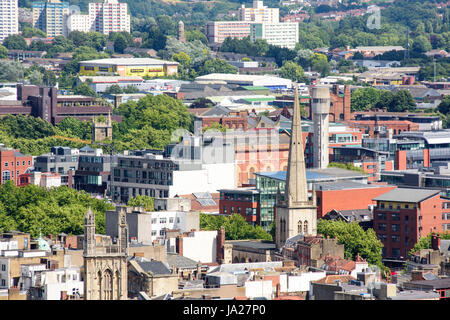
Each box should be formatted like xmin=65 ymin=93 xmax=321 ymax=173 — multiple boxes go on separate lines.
xmin=113 ymin=34 xmax=128 ymax=54
xmin=351 ymin=87 xmax=382 ymax=111
xmin=2 ymin=34 xmax=27 ymax=50
xmin=437 ymin=95 xmax=450 ymax=115
xmin=388 ymin=90 xmax=417 ymax=112
xmin=128 ymin=195 xmax=154 ymax=211
xmin=200 ymin=213 xmax=272 ymax=241
xmin=28 ymin=69 xmax=43 ymax=86
xmin=73 ymin=83 xmax=97 ymax=97
xmin=412 ymin=35 xmax=432 ymax=53
xmin=311 ymin=53 xmax=330 ymax=77
xmin=317 ymin=219 xmax=384 ymax=266
xmin=279 ymin=61 xmax=306 ymax=82
xmin=0 ymin=61 xmax=24 ymax=82
xmin=202 ymin=122 xmax=227 ymax=133
xmin=56 ymin=116 xmax=92 ymax=140
xmin=21 ymin=26 xmax=46 ymax=38
xmin=199 ymin=58 xmax=237 ymax=75
xmin=0 ymin=45 xmax=7 ymax=59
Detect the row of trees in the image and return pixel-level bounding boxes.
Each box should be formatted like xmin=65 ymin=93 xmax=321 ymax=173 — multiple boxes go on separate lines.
xmin=351 ymin=88 xmax=417 ymax=112
xmin=200 ymin=213 xmax=272 ymax=241
xmin=0 ymin=181 xmax=113 ymax=237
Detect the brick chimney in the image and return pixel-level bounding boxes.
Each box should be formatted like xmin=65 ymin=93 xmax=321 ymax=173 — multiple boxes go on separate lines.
xmin=411 ymin=270 xmax=424 ymax=281
xmin=216 ymin=227 xmax=225 ymax=264
xmin=431 ymin=233 xmax=441 ymax=251
xmin=176 ymin=235 xmax=183 ymax=256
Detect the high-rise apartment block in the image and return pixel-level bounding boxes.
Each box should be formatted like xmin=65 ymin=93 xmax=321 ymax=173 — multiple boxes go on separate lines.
xmin=67 ymin=0 xmax=130 ymax=35
xmin=238 ymin=1 xmax=279 ymax=23
xmin=32 ymin=0 xmax=69 ymax=37
xmin=250 ymin=22 xmax=299 ymax=49
xmin=0 ymin=0 xmax=19 ymax=42
xmin=207 ymin=1 xmax=298 ymax=48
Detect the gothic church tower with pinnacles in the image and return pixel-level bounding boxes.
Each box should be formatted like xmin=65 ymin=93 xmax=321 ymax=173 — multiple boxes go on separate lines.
xmin=83 ymin=207 xmax=128 ymax=300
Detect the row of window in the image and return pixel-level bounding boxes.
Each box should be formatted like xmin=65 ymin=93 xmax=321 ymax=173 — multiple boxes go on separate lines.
xmin=3 ymin=160 xmax=31 ymax=167
xmin=151 ymin=217 xmax=180 ymax=224
xmin=378 ymin=234 xmax=408 ymax=245
xmin=377 ymin=212 xmax=407 ymax=221
xmin=378 ymin=223 xmax=403 ymax=232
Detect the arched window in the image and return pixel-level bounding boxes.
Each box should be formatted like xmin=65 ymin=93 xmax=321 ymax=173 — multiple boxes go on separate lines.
xmin=298 ymin=221 xmax=302 ymax=234
xmin=103 ymin=269 xmax=113 ymax=300
xmin=304 ymin=220 xmax=308 ymax=235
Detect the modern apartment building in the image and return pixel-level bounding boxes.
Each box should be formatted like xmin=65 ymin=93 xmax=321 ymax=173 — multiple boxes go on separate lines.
xmin=89 ymin=0 xmax=130 ymax=35
xmin=111 ymin=148 xmax=236 ymax=204
xmin=32 ymin=0 xmax=69 ymax=37
xmin=250 ymin=22 xmax=299 ymax=49
xmin=66 ymin=0 xmax=130 ymax=35
xmin=0 ymin=0 xmax=19 ymax=43
xmin=238 ymin=1 xmax=279 ymax=23
xmin=205 ymin=21 xmax=253 ymax=44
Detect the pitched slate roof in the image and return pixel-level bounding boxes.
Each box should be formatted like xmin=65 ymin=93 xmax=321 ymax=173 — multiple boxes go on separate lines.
xmin=137 ymin=260 xmax=171 ymax=275
xmin=166 ymin=253 xmax=198 ymax=269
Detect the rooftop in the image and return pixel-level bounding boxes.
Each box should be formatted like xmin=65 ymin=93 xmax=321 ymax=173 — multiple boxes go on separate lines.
xmin=373 ymin=188 xmax=440 ymax=203
xmin=79 ymin=57 xmax=178 ymax=66
xmin=255 ymin=167 xmax=368 ymax=182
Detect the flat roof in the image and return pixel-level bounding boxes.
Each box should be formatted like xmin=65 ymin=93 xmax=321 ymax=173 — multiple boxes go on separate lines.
xmin=79 ymin=57 xmax=178 ymax=66
xmin=195 ymin=73 xmax=290 ymax=82
xmin=373 ymin=188 xmax=440 ymax=203
xmin=255 ymin=167 xmax=368 ymax=182
xmin=314 ymin=180 xmax=391 ymax=191
xmin=227 ymin=240 xmax=277 ymax=251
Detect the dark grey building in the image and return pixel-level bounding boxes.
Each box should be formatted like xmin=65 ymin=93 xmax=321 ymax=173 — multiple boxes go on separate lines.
xmin=33 ymin=146 xmax=78 ymax=186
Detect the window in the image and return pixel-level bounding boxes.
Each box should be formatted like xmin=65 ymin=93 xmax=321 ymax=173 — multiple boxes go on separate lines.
xmin=378 ymin=223 xmax=386 ymax=231
xmin=380 ymin=203 xmax=385 ymax=209
xmin=392 ymin=213 xmax=400 ymax=221
xmin=392 ymin=224 xmax=400 ymax=232
xmin=159 ymin=218 xmax=167 ymax=224
xmin=1 ymin=264 xmax=5 ymax=271
xmin=1 ymin=279 xmax=5 ymax=287
xmin=2 ymin=171 xmax=10 ymax=182
xmin=169 ymin=217 xmax=174 ymax=223
xmin=151 ymin=218 xmax=157 ymax=224
xmin=377 ymin=213 xmax=386 ymax=220
xmin=392 ymin=235 xmax=400 ymax=242
xmin=151 ymin=230 xmax=157 ymax=236
xmin=176 ymin=217 xmax=180 ymax=223
xmin=159 ymin=229 xmax=165 ymax=236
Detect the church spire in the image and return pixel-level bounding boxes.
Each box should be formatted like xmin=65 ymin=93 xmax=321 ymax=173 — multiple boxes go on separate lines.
xmin=284 ymin=83 xmax=309 ymax=207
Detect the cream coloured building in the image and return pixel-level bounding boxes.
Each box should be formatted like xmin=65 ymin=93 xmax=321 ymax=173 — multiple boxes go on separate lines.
xmin=32 ymin=0 xmax=69 ymax=37
xmin=0 ymin=0 xmax=19 ymax=42
xmin=238 ymin=1 xmax=279 ymax=23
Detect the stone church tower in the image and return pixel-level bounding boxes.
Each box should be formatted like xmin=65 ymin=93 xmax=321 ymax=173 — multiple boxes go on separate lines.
xmin=83 ymin=207 xmax=129 ymax=300
xmin=92 ymin=113 xmax=113 ymax=142
xmin=275 ymin=84 xmax=317 ymax=249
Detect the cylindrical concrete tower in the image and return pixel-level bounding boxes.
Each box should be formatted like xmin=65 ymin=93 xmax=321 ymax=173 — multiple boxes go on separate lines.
xmin=312 ymin=86 xmax=331 ymax=169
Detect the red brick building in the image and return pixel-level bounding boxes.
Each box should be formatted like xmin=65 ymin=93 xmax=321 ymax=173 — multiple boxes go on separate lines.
xmin=0 ymin=147 xmax=33 ymax=186
xmin=320 ymin=84 xmax=351 ymax=122
xmin=315 ymin=181 xmax=397 ymax=218
xmin=218 ymin=188 xmax=260 ymax=225
xmin=373 ymin=188 xmax=443 ymax=260
xmin=345 ymin=120 xmax=420 ymax=138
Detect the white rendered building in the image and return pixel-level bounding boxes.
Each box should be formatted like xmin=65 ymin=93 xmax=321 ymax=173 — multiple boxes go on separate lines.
xmin=250 ymin=22 xmax=299 ymax=49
